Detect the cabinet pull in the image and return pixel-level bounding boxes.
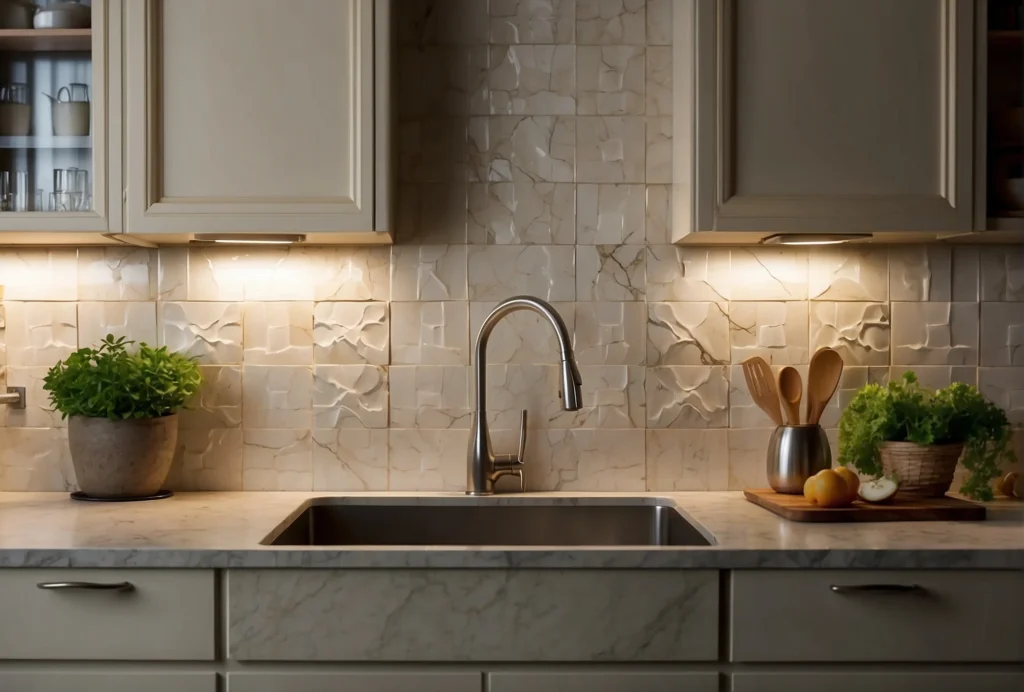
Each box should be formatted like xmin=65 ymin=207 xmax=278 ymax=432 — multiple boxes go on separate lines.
xmin=36 ymin=581 xmax=134 ymax=592
xmin=830 ymin=584 xmax=925 ymax=595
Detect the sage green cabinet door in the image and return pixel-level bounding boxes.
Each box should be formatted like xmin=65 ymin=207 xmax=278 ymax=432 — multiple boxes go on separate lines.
xmin=0 ymin=672 xmax=216 ymax=692
xmin=488 ymin=672 xmax=720 ymax=692
xmin=227 ymin=672 xmax=481 ymax=692
xmin=732 ymin=672 xmax=1024 ymax=692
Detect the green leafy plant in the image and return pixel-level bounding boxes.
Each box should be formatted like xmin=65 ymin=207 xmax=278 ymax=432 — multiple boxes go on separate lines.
xmin=838 ymin=371 xmax=1016 ymax=501
xmin=44 ymin=334 xmax=202 ymax=421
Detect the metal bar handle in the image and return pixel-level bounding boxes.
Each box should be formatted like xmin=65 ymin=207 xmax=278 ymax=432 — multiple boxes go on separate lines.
xmin=830 ymin=584 xmax=925 ymax=595
xmin=37 ymin=581 xmax=134 ymax=592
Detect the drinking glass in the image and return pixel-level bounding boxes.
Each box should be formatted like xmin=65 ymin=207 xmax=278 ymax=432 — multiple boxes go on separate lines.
xmin=12 ymin=171 xmax=27 ymax=211
xmin=49 ymin=191 xmax=74 ymax=212
xmin=53 ymin=168 xmax=70 ymax=193
xmin=70 ymin=168 xmax=88 ymax=210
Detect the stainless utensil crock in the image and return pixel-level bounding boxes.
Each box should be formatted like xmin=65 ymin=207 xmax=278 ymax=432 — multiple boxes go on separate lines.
xmin=767 ymin=424 xmax=832 ymax=494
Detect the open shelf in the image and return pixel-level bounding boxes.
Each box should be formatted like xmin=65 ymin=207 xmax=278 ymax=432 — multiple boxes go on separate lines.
xmin=0 ymin=136 xmax=90 ymax=149
xmin=0 ymin=29 xmax=91 ymax=52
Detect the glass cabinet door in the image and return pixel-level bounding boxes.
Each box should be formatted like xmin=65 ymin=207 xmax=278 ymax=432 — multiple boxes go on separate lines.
xmin=0 ymin=0 xmax=120 ymax=235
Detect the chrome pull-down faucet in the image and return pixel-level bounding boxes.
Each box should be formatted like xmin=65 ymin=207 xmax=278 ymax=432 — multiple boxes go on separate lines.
xmin=466 ymin=296 xmax=583 ymax=496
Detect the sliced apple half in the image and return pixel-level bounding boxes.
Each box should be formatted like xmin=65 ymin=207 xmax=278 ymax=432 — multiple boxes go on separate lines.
xmin=858 ymin=476 xmax=899 ymax=504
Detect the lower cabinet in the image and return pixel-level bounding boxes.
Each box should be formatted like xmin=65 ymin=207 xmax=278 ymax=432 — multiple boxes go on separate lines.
xmin=226 ymin=672 xmax=482 ymax=692
xmin=731 ymin=672 xmax=1024 ymax=692
xmin=0 ymin=671 xmax=217 ymax=692
xmin=489 ymin=671 xmax=721 ymax=692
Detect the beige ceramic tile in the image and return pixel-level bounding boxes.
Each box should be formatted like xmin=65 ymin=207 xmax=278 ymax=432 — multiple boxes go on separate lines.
xmin=4 ymin=366 xmax=63 ymax=428
xmin=646 ymin=246 xmax=730 ymax=301
xmin=312 ymin=302 xmax=389 ymax=365
xmin=156 ymin=248 xmax=188 ymax=301
xmin=729 ymin=302 xmax=809 ymax=365
xmin=577 ymin=46 xmax=645 ymax=115
xmin=78 ymin=248 xmax=155 ymax=301
xmin=646 ymin=0 xmax=672 ymax=45
xmin=78 ymin=301 xmax=158 ymax=349
xmin=468 ymin=181 xmax=575 ymax=244
xmin=3 ymin=302 xmax=77 ymax=367
xmin=645 ymin=116 xmax=672 ymax=183
xmin=810 ymin=301 xmax=890 ymax=366
xmin=187 ymin=247 xmax=261 ymax=302
xmin=391 ymin=245 xmax=468 ymax=301
xmin=576 ymin=0 xmax=646 ymax=45
xmin=390 ymin=302 xmax=470 ymax=365
xmin=389 ymin=428 xmax=471 ymax=491
xmin=645 ymin=46 xmax=672 ymax=115
xmin=980 ymin=303 xmax=1024 ymax=366
xmin=312 ymin=428 xmax=389 ymax=491
xmin=469 ymin=300 xmax=574 ymax=364
xmin=0 ymin=428 xmax=74 ymax=491
xmin=576 ymin=116 xmax=646 ymax=183
xmin=468 ymin=245 xmax=576 ymax=301
xmin=728 ymin=363 xmax=808 ymax=429
xmin=398 ymin=46 xmax=475 ymax=118
xmin=241 ymin=365 xmax=313 ymax=429
xmin=645 ymin=366 xmax=729 ymax=429
xmin=889 ymin=246 xmax=979 ymax=302
xmin=727 ymin=429 xmax=773 ymax=490
xmin=158 ymin=302 xmax=242 ymax=365
xmin=242 ymin=429 xmax=313 ymax=491
xmin=179 ymin=365 xmax=242 ymax=430
xmin=645 ymin=185 xmax=672 ymax=244
xmin=565 ymin=364 xmax=645 ymax=428
xmin=574 ymin=301 xmax=646 ymax=365
xmin=808 ymin=246 xmax=888 ymax=301
xmin=0 ymin=304 xmax=6 ymax=365
xmin=576 ymin=184 xmax=645 ymax=244
xmin=980 ymin=246 xmax=1024 ymax=301
xmin=397 ymin=183 xmax=469 ymax=244
xmin=891 ymin=302 xmax=979 ymax=366
xmin=647 ymin=302 xmax=730 ymax=366
xmin=576 ymin=245 xmax=645 ymax=301
xmin=489 ymin=0 xmax=576 ymax=44
xmin=0 ymin=249 xmax=77 ymax=301
xmin=819 ymin=366 xmax=890 ymax=429
xmin=313 ymin=365 xmax=389 ymax=429
xmin=514 ymin=428 xmax=645 ymax=491
xmin=730 ymin=248 xmax=808 ymax=301
xmin=470 ymin=115 xmax=575 ymax=183
xmin=399 ymin=118 xmax=471 ymax=183
xmin=978 ymin=367 xmax=1024 ymax=426
xmin=389 ymin=365 xmax=472 ymax=429
xmin=488 ymin=44 xmax=576 ymax=115
xmin=307 ymin=247 xmax=391 ymax=302
xmin=646 ymin=429 xmax=729 ymax=491
xmin=168 ymin=428 xmax=243 ymax=491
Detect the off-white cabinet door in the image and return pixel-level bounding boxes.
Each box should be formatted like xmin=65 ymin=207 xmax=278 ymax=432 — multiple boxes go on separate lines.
xmin=125 ymin=0 xmax=380 ymax=237
xmin=0 ymin=672 xmax=216 ymax=692
xmin=674 ymin=0 xmax=974 ymax=238
xmin=732 ymin=672 xmax=1024 ymax=692
xmin=227 ymin=672 xmax=481 ymax=692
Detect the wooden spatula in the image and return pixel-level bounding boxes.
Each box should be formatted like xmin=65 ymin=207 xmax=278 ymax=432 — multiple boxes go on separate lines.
xmin=741 ymin=357 xmax=784 ymax=426
xmin=777 ymin=366 xmax=803 ymax=425
xmin=806 ymin=348 xmax=844 ymax=425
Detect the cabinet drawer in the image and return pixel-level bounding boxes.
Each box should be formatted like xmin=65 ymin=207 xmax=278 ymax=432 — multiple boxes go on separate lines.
xmin=0 ymin=569 xmax=215 ymax=660
xmin=732 ymin=672 xmax=1024 ymax=692
xmin=0 ymin=672 xmax=216 ymax=692
xmin=227 ymin=569 xmax=719 ymax=662
xmin=731 ymin=570 xmax=1024 ymax=662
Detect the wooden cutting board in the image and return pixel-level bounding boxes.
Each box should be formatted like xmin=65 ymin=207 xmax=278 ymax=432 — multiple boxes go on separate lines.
xmin=744 ymin=488 xmax=986 ymax=522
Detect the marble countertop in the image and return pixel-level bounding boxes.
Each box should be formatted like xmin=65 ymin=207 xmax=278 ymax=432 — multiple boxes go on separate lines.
xmin=0 ymin=491 xmax=1021 ymax=569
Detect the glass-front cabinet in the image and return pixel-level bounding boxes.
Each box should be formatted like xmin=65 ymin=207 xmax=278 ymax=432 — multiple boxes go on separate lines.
xmin=0 ymin=0 xmax=119 ymax=237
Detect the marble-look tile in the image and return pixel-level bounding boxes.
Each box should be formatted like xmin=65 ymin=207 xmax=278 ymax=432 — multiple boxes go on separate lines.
xmin=77 ymin=302 xmax=158 ymax=349
xmin=0 ymin=249 xmax=77 ymax=300
xmin=576 ymin=244 xmax=645 ymax=301
xmin=391 ymin=245 xmax=468 ymax=301
xmin=577 ymin=0 xmax=646 ymax=45
xmin=818 ymin=366 xmax=890 ymax=429
xmin=313 ymin=365 xmax=388 ymax=429
xmin=488 ymin=45 xmax=575 ymax=115
xmin=242 ymin=302 xmax=313 ymax=366
xmin=4 ymin=366 xmax=63 ymax=428
xmin=158 ymin=302 xmax=243 ymax=365
xmin=729 ymin=302 xmax=810 ymax=366
xmin=645 ymin=366 xmax=729 ymax=428
xmin=78 ymin=248 xmax=155 ymax=301
xmin=391 ymin=302 xmax=470 ymax=365
xmin=980 ymin=246 xmax=1024 ymax=301
xmin=397 ymin=183 xmax=468 ymax=243
xmin=646 ymin=429 xmax=729 ymax=491
xmin=574 ymin=301 xmax=646 ymax=365
xmin=312 ymin=428 xmax=389 ymax=491
xmin=576 ymin=184 xmax=645 ymax=244
xmin=389 ymin=428 xmax=470 ymax=491
xmin=0 ymin=428 xmax=74 ymax=491
xmin=645 ymin=46 xmax=672 ymax=115
xmin=412 ymin=0 xmax=489 ymax=46
xmin=156 ymin=248 xmax=188 ymax=301
xmin=810 ymin=302 xmax=890 ymax=366
xmin=187 ymin=247 xmax=265 ymax=302
xmin=470 ymin=301 xmax=574 ymax=364
xmin=978 ymin=367 xmax=1024 ymax=426
xmin=646 ymin=0 xmax=672 ymax=45
xmin=399 ymin=118 xmax=471 ymax=183
xmin=730 ymin=248 xmax=808 ymax=301
xmin=727 ymin=429 xmax=772 ymax=490
xmin=891 ymin=302 xmax=979 ymax=366
xmin=808 ymin=247 xmax=888 ymax=301
xmin=576 ymin=116 xmax=646 ymax=183
xmin=578 ymin=46 xmax=645 ymax=115
xmin=3 ymin=302 xmax=77 ymax=367
xmin=241 ymin=365 xmax=313 ymax=429
xmin=647 ymin=302 xmax=730 ymax=366
xmin=398 ymin=46 xmax=476 ymax=118
xmin=242 ymin=429 xmax=313 ymax=491
xmin=889 ymin=365 xmax=976 ymax=391
xmin=489 ymin=0 xmax=576 ymax=44
xmin=308 ymin=247 xmax=392 ymax=302
xmin=647 ymin=246 xmax=730 ymax=301
xmin=468 ymin=181 xmax=575 ymax=244
xmin=312 ymin=302 xmax=389 ymax=365
xmin=470 ymin=116 xmax=575 ymax=183
xmin=981 ymin=303 xmax=1024 ymax=366
xmin=568 ymin=364 xmax=645 ymax=428
xmin=515 ymin=428 xmax=645 ymax=491
xmin=468 ymin=245 xmax=575 ymax=301
xmin=645 ymin=116 xmax=672 ymax=183
xmin=0 ymin=304 xmax=6 ymax=365
xmin=168 ymin=428 xmax=243 ymax=491
xmin=389 ymin=365 xmax=472 ymax=429
xmin=728 ymin=364 xmax=807 ymax=429
xmin=179 ymin=365 xmax=243 ymax=429
xmin=645 ymin=185 xmax=671 ymax=244
xmin=889 ymin=246 xmax=979 ymax=302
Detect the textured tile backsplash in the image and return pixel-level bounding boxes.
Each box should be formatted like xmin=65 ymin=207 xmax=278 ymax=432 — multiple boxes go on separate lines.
xmin=0 ymin=0 xmax=1022 ymax=492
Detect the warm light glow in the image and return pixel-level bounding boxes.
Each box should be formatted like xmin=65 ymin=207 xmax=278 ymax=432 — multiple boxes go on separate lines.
xmin=211 ymin=239 xmax=296 ymax=245
xmin=761 ymin=233 xmax=870 ymax=246
xmin=191 ymin=233 xmax=306 ymax=246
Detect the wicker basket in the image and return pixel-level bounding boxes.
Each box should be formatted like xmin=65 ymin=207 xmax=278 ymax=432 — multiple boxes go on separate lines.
xmin=879 ymin=441 xmax=964 ymax=498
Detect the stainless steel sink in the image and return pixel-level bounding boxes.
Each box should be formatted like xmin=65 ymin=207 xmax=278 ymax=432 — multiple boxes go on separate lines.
xmin=262 ymin=499 xmax=713 ymax=547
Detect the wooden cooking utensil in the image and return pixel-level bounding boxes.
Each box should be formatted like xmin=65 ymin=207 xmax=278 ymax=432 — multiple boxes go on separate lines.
xmin=741 ymin=357 xmax=784 ymax=426
xmin=806 ymin=348 xmax=844 ymax=425
xmin=777 ymin=366 xmax=803 ymax=425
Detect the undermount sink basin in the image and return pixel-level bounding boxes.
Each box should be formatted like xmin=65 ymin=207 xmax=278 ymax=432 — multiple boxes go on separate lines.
xmin=262 ymin=498 xmax=713 ymax=547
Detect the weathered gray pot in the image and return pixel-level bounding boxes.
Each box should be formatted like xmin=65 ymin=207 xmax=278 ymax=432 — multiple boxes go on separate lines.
xmin=68 ymin=415 xmax=178 ymax=498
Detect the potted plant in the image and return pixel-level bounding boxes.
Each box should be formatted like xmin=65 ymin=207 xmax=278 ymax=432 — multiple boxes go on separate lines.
xmin=839 ymin=372 xmax=1016 ymax=501
xmin=44 ymin=335 xmax=202 ymax=499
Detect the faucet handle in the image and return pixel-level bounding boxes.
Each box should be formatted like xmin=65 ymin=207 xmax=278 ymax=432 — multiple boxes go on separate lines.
xmin=516 ymin=409 xmax=527 ymax=463
xmin=508 ymin=467 xmax=524 ymax=493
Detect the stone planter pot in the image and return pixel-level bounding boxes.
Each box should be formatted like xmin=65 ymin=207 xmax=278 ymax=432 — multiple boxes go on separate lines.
xmin=68 ymin=414 xmax=178 ymax=498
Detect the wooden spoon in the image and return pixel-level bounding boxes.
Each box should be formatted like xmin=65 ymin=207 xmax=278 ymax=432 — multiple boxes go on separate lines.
xmin=777 ymin=366 xmax=803 ymax=425
xmin=806 ymin=348 xmax=844 ymax=425
xmin=741 ymin=357 xmax=784 ymax=426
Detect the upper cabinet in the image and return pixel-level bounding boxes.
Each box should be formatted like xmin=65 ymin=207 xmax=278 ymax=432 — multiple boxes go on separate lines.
xmin=0 ymin=0 xmax=121 ymax=240
xmin=124 ymin=0 xmax=390 ymax=242
xmin=672 ymin=0 xmax=975 ymax=242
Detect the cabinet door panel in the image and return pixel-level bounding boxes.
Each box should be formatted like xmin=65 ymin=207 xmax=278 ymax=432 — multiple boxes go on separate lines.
xmin=0 ymin=672 xmax=216 ymax=692
xmin=489 ymin=672 xmax=720 ymax=692
xmin=227 ymin=672 xmax=481 ymax=692
xmin=732 ymin=672 xmax=1024 ymax=692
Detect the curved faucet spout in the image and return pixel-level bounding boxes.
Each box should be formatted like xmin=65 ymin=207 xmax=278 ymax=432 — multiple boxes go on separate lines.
xmin=468 ymin=296 xmax=583 ymax=495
